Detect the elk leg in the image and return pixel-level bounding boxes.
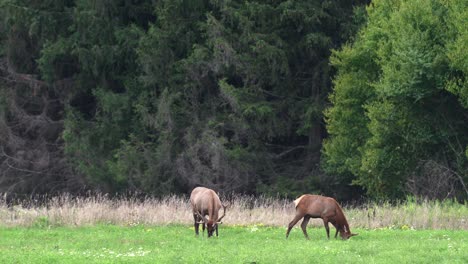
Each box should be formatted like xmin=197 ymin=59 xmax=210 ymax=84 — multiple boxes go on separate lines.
xmin=193 ymin=214 xmax=200 ymax=236
xmin=286 ymin=214 xmax=303 ymax=238
xmin=216 ymin=225 xmax=219 ymax=237
xmin=329 ymin=221 xmax=339 ymax=239
xmin=300 ymin=216 xmax=311 ymax=240
xmin=322 ymin=218 xmax=330 ymax=239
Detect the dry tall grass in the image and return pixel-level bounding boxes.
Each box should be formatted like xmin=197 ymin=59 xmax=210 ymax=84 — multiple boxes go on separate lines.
xmin=0 ymin=194 xmax=466 ymax=229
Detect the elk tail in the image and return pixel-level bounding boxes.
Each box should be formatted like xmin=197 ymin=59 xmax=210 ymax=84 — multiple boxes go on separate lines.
xmin=293 ymin=195 xmax=305 ymax=208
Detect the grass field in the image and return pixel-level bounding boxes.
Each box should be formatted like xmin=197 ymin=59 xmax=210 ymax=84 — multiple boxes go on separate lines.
xmin=0 ymin=225 xmax=467 ymax=263
xmin=0 ymin=195 xmax=467 ymax=263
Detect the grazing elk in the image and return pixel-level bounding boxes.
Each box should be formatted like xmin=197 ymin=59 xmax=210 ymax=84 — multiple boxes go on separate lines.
xmin=190 ymin=187 xmax=227 ymax=237
xmin=286 ymin=194 xmax=358 ymax=240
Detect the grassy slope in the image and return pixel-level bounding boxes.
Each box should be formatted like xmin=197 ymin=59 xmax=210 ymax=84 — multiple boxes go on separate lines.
xmin=0 ymin=225 xmax=467 ymax=263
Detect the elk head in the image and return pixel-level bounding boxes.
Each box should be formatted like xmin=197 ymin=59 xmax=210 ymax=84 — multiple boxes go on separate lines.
xmin=339 ymin=226 xmax=358 ymax=240
xmin=195 ymin=204 xmax=228 ymax=237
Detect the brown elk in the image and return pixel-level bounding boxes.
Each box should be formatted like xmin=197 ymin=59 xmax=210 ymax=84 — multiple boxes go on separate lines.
xmin=286 ymin=194 xmax=358 ymax=240
xmin=190 ymin=187 xmax=227 ymax=237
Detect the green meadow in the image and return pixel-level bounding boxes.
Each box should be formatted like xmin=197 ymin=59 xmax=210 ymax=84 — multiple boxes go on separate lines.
xmin=0 ymin=225 xmax=466 ymax=264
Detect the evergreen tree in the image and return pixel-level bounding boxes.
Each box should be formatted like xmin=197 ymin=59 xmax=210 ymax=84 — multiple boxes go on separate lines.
xmin=134 ymin=0 xmax=367 ymax=196
xmin=0 ymin=0 xmax=78 ymax=194
xmin=0 ymin=0 xmax=370 ymax=198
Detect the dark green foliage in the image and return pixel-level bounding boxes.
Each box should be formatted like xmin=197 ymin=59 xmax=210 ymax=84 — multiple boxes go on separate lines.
xmin=7 ymin=0 xmax=465 ymax=200
xmin=131 ymin=0 xmax=368 ymax=195
xmin=35 ymin=0 xmax=365 ymax=196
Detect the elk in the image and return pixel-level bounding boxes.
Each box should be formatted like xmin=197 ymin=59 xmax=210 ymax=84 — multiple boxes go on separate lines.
xmin=190 ymin=187 xmax=227 ymax=237
xmin=286 ymin=194 xmax=358 ymax=240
